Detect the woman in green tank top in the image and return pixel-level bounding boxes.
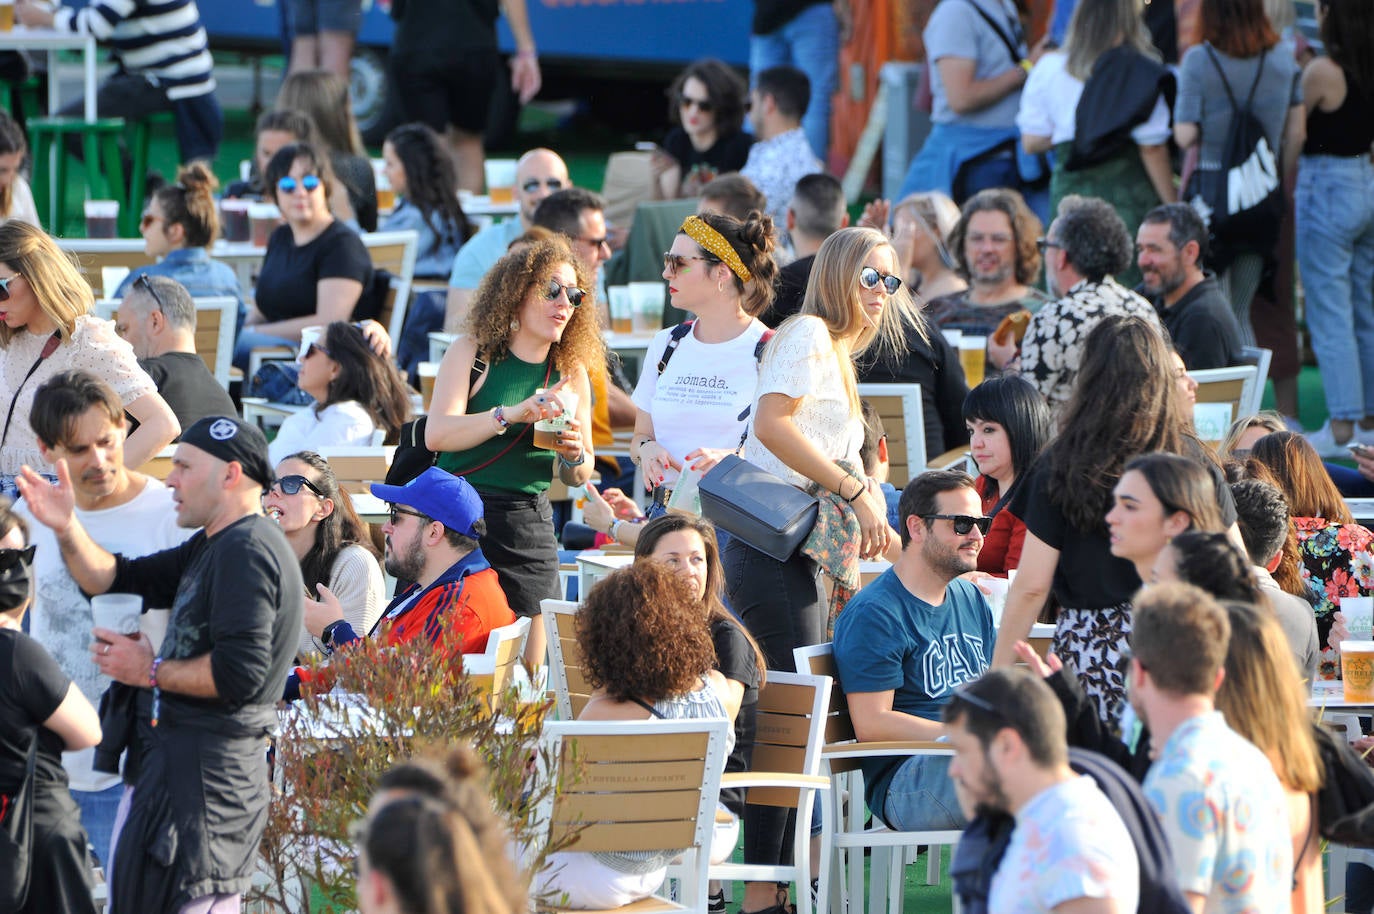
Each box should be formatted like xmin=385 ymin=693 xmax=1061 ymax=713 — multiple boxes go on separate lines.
xmin=426 ymin=238 xmax=605 ymax=668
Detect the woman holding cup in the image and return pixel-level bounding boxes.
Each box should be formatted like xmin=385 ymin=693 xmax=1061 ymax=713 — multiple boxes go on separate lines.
xmin=630 ymin=211 xmax=778 ymax=516
xmin=426 ymin=237 xmax=601 ymax=667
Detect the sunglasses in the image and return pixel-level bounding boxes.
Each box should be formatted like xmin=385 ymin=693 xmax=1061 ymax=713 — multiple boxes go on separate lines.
xmin=545 ymin=278 xmax=586 ymax=308
xmin=301 ymin=342 xmax=330 ymax=360
xmin=858 ymin=267 xmax=903 ymax=295
xmin=1035 ymin=237 xmax=1063 ymax=252
xmin=136 ymin=273 xmax=166 ymax=313
xmin=139 ymin=212 xmax=163 ymax=230
xmin=0 ymin=545 xmax=35 ymax=571
xmin=269 ymin=474 xmax=325 ymax=498
xmin=388 ymin=504 xmax=429 ymax=525
xmin=678 ymin=95 xmax=714 ymax=113
xmin=921 ymin=513 xmax=993 ymax=535
xmin=950 ymin=683 xmax=1011 ymax=725
xmin=663 ymin=251 xmax=718 ymax=276
xmin=0 ymin=272 xmax=22 ymax=302
xmin=277 ymin=174 xmax=322 ymax=195
xmin=521 ymin=177 xmax=565 ymax=194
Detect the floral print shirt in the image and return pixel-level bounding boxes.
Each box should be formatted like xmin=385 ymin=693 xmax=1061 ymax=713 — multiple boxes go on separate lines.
xmin=1295 ymin=516 xmax=1374 ymax=678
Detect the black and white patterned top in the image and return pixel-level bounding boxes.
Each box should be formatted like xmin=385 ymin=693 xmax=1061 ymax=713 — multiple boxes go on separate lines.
xmin=1014 ymin=277 xmax=1160 ymax=413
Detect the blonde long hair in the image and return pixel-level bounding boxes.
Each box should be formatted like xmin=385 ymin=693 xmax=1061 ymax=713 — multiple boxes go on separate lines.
xmin=0 ymin=222 xmax=93 ymax=346
xmin=1065 ymin=0 xmax=1159 ymax=80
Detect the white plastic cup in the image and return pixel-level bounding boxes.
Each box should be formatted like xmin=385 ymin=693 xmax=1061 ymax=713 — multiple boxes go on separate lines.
xmin=418 ymin=361 xmax=440 ymax=411
xmin=941 ymin=329 xmax=963 ymax=348
xmin=84 ymin=199 xmax=119 ymax=239
xmin=92 ymin=593 xmax=142 ymax=637
xmin=980 ymin=577 xmax=1010 ymax=627
xmin=1342 ymin=640 xmax=1374 ymax=702
xmin=607 ymin=286 xmax=633 ymax=333
xmin=628 ymin=281 xmax=665 ymax=333
xmin=1344 ymin=596 xmax=1374 ymax=639
xmin=484 ymin=158 xmax=517 ymax=203
xmin=959 ymin=335 xmax=987 ymax=388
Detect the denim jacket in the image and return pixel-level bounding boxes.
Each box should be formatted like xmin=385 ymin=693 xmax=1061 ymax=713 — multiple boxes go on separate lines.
xmin=113 ymin=246 xmax=246 ymax=314
xmin=381 ymin=199 xmax=466 ymax=280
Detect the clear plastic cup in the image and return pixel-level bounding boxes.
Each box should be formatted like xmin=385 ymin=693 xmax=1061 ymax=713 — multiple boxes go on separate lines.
xmin=84 ymin=199 xmax=119 ymax=239
xmin=484 ymin=159 xmax=517 ymax=204
xmin=1342 ymin=640 xmax=1374 ymax=702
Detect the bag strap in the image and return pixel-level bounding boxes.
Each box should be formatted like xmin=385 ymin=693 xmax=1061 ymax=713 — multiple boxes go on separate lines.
xmin=733 ymin=328 xmax=778 ymax=452
xmin=1204 ymin=44 xmax=1268 ymax=118
xmin=447 ymin=355 xmax=554 ymax=477
xmin=961 ymin=0 xmax=1024 ymax=68
xmin=655 ymin=320 xmax=695 ymax=376
xmin=0 ymin=331 xmax=60 ymax=451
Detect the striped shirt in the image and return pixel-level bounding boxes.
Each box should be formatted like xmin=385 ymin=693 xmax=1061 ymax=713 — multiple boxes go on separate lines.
xmin=55 ymin=0 xmax=215 ymax=100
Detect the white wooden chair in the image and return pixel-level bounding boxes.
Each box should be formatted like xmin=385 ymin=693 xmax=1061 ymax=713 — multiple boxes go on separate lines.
xmin=1188 ymin=364 xmax=1260 ymax=445
xmin=95 ymin=296 xmax=238 ymax=390
xmin=794 ymin=643 xmax=962 ymax=914
xmin=534 ymin=718 xmax=731 ymax=914
xmin=60 ymin=238 xmax=154 ymax=298
xmin=1239 ymin=345 xmax=1271 ymax=413
xmin=465 ymin=616 xmax=531 ymax=710
xmin=858 ymin=382 xmax=927 ymax=487
xmin=361 ymin=229 xmax=419 ymax=344
xmin=540 ymin=598 xmax=591 ymax=721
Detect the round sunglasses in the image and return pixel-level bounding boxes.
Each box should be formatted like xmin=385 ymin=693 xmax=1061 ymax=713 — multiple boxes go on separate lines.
xmin=859 ymin=267 xmax=903 ymax=295
xmin=277 ymin=174 xmax=322 ymax=195
xmin=545 ymin=278 xmax=586 ymax=308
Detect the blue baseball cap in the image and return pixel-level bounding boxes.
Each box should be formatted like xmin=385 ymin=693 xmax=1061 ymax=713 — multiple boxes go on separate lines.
xmin=369 ymin=467 xmax=483 ymax=537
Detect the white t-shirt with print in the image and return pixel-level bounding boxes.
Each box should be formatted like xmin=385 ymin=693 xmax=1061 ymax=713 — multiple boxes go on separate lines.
xmin=18 ymin=476 xmax=195 ymax=791
xmin=742 ymin=315 xmax=863 ymax=489
xmin=990 ymin=775 xmax=1140 ymax=914
xmin=631 ymin=319 xmax=768 ymax=484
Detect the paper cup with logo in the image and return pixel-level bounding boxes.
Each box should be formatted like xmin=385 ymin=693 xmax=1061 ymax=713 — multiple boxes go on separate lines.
xmin=1342 ymin=641 xmax=1374 ymax=702
xmin=533 ymin=387 xmax=579 ymax=450
xmin=92 ymin=593 xmax=142 ymax=638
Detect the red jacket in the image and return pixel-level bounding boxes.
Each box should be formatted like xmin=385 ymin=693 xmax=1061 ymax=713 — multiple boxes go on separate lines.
xmin=976 ymin=475 xmax=1027 ymax=577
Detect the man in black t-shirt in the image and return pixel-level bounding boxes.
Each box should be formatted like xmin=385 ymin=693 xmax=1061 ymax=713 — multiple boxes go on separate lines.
xmin=115 ymin=276 xmax=236 ymax=430
xmin=16 ymin=416 xmax=303 ymax=913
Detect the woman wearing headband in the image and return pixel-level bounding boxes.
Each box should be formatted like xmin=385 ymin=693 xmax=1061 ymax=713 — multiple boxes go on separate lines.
xmin=629 ymin=212 xmax=778 ymax=516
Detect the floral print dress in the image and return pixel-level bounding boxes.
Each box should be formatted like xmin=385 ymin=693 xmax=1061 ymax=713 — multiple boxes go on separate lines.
xmin=1296 ymin=516 xmax=1374 ymax=678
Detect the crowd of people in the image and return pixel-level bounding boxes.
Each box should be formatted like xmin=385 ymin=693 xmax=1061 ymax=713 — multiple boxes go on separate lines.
xmin=0 ymin=0 xmax=1371 ymax=911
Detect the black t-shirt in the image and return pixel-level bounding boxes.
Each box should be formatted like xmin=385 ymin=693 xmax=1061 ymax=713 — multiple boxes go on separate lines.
xmin=753 ymin=0 xmax=828 ymax=35
xmin=0 ymin=630 xmax=71 ymax=795
xmin=712 ymin=617 xmax=760 ymax=818
xmin=392 ymin=0 xmax=499 ymax=57
xmin=857 ymin=317 xmax=973 ymax=459
xmin=661 ymin=127 xmax=754 ymax=185
xmin=110 ymin=515 xmax=304 ymax=722
xmin=1153 ymin=275 xmax=1244 ymax=371
xmin=255 ymin=220 xmax=373 ymax=324
xmin=766 ymin=253 xmax=813 ymax=328
xmin=140 ymin=353 xmax=237 ymax=431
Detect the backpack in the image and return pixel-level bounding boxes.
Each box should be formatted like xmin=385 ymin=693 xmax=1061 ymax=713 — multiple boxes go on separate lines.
xmin=1182 ymin=46 xmax=1284 ymax=255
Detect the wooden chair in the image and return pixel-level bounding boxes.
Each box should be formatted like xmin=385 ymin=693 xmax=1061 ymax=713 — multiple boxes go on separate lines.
xmin=315 ymin=445 xmax=396 ymax=494
xmin=857 ymin=383 xmax=927 ymax=487
xmin=59 ymin=239 xmax=153 ymax=299
xmin=1239 ymin=345 xmax=1271 ymax=415
xmin=465 ymin=616 xmax=531 ymax=710
xmin=535 ymin=718 xmax=732 ymax=914
xmin=794 ymin=643 xmax=962 ymax=914
xmin=541 ymin=598 xmax=592 ymax=721
xmin=361 ymin=229 xmax=419 ymax=344
xmin=95 ymin=296 xmax=237 ymax=390
xmin=1189 ymin=364 xmax=1260 ymax=445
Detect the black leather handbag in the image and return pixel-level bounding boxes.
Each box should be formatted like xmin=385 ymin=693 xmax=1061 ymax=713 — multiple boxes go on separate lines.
xmin=699 ymin=454 xmax=819 ymax=563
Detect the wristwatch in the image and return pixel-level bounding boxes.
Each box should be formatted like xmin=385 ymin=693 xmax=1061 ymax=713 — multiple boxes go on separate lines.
xmin=320 ymin=619 xmax=349 ymax=652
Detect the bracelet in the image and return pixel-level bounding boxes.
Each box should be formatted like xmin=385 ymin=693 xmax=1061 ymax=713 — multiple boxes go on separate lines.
xmin=843 ymin=481 xmax=862 ymax=504
xmin=516 ymin=48 xmax=537 ymax=58
xmin=608 ymin=519 xmax=622 ymax=541
xmin=149 ymin=657 xmax=164 ymax=729
xmin=149 ymin=656 xmax=163 ymax=689
xmin=492 ymin=405 xmax=510 ymax=435
xmin=558 ymin=450 xmax=586 ymax=469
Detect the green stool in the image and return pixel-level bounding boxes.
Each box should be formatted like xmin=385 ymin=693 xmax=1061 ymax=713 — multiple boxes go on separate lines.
xmin=28 ymin=116 xmax=127 ymax=236
xmin=0 ymin=76 xmax=43 ymax=127
xmin=126 ymin=110 xmax=176 ymax=236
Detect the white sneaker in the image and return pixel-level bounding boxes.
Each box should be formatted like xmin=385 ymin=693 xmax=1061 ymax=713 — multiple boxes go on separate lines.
xmin=1307 ymin=420 xmax=1358 ymax=459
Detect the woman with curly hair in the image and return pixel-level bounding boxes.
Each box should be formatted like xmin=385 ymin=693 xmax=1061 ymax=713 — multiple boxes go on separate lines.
xmin=426 ymin=237 xmax=603 ymax=668
xmin=992 ymin=315 xmax=1234 ymax=729
xmin=380 ymin=123 xmax=474 ymax=280
xmin=268 ymin=321 xmax=413 ymax=463
xmin=262 ymin=450 xmax=385 ymax=658
xmin=653 ymin=58 xmax=754 ymax=200
xmin=536 ymin=561 xmax=736 ymax=909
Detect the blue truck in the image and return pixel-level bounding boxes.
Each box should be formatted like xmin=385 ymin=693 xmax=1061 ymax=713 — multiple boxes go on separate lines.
xmin=198 ymin=0 xmax=751 ymax=142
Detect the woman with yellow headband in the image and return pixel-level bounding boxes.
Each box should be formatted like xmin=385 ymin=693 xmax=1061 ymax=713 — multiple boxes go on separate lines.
xmin=627 ymin=211 xmax=778 ymax=519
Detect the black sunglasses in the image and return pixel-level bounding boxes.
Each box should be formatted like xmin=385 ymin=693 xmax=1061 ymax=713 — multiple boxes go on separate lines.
xmin=521 ymin=177 xmax=565 ymax=194
xmin=1035 ymin=237 xmax=1062 ymax=252
xmin=921 ymin=514 xmax=992 ymax=535
xmin=858 ymin=266 xmax=903 ymax=295
xmin=0 ymin=545 xmax=35 ymax=571
xmin=269 ymin=474 xmax=325 ymax=498
xmin=678 ymin=95 xmax=715 ymax=113
xmin=136 ymin=273 xmax=166 ymax=313
xmin=545 ymin=278 xmax=586 ymax=308
xmin=0 ymin=272 xmax=22 ymax=302
xmin=950 ymin=683 xmax=1011 ymax=725
xmin=388 ymin=504 xmax=430 ymax=525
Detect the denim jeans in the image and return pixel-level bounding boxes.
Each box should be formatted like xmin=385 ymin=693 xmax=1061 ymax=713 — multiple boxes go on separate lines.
xmin=880 ymin=754 xmax=966 ymax=832
xmin=750 ymin=2 xmax=839 ymax=162
xmin=1296 ymin=154 xmax=1374 ymax=421
xmin=74 ymin=782 xmax=125 ymax=869
xmin=233 ymin=327 xmax=298 ymax=371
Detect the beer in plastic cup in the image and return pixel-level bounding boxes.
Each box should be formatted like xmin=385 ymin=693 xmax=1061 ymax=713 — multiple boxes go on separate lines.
xmin=92 ymin=593 xmax=142 ymax=638
xmin=418 ymin=361 xmax=439 ymax=411
xmin=628 ymin=281 xmax=664 ymax=333
xmin=220 ymin=199 xmax=251 ymax=242
xmin=607 ymin=286 xmax=634 ymax=333
xmin=532 ymin=387 xmax=578 ymax=450
xmin=375 ymin=169 xmax=395 ymax=212
xmin=484 ymin=159 xmax=517 ymax=205
xmin=0 ymin=1 xmax=16 ymax=32
xmin=1342 ymin=641 xmax=1374 ymax=702
xmin=84 ymin=200 xmax=119 ymax=239
xmin=980 ymin=577 xmax=1010 ymax=627
xmin=959 ymin=335 xmax=987 ymax=388
xmin=249 ymin=202 xmax=281 ymax=247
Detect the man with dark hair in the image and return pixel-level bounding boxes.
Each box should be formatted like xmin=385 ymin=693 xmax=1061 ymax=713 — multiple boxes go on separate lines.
xmin=17 ymin=370 xmax=194 ymax=869
xmin=1137 ymin=203 xmax=1244 ymax=371
xmin=115 ymin=276 xmax=236 ymax=430
xmin=532 ymin=187 xmax=612 ymax=277
xmin=767 ymin=172 xmax=849 ymax=324
xmin=943 ymin=669 xmax=1140 ymax=913
xmin=832 ymin=469 xmax=995 ymax=832
xmin=17 ymin=415 xmax=303 ymax=912
xmin=749 ymin=0 xmax=843 ymax=162
xmin=1006 ymin=196 xmax=1160 ymax=413
xmin=1130 ymin=582 xmax=1292 ymax=912
xmin=1228 ymin=477 xmax=1320 ymax=676
xmin=697 ymin=172 xmax=769 ymax=222
xmin=742 ymin=65 xmax=824 ymax=229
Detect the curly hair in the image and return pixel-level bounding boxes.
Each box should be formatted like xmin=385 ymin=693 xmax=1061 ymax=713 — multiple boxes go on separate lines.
xmin=1167 ymin=531 xmax=1262 ymax=603
xmin=681 ymin=210 xmax=778 ymax=317
xmin=464 ymin=238 xmax=605 ymax=376
xmin=317 ymin=321 xmax=413 ymax=444
xmin=668 ymin=58 xmax=749 ymax=136
xmin=385 ymin=123 xmax=473 ymax=252
xmin=1054 ymin=195 xmax=1133 ymax=282
xmin=576 ymin=562 xmax=717 ymax=704
xmin=282 ymin=450 xmax=379 ymax=599
xmin=947 ymin=188 xmax=1043 ymax=286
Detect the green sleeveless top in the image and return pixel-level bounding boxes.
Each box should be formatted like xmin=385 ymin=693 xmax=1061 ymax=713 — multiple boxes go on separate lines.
xmin=436 ymin=352 xmax=560 ymax=494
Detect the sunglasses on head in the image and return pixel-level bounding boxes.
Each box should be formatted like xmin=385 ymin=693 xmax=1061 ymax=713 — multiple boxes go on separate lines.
xmin=678 ymin=95 xmax=714 ymax=113
xmin=521 ymin=177 xmax=565 ymax=194
xmin=0 ymin=545 xmax=35 ymax=571
xmin=0 ymin=272 xmax=22 ymax=302
xmin=301 ymin=342 xmax=330 ymax=360
xmin=921 ymin=513 xmax=992 ymax=535
xmin=277 ymin=174 xmax=322 ymax=195
xmin=136 ymin=273 xmax=166 ymax=313
xmin=269 ymin=474 xmax=325 ymax=498
xmin=545 ymin=278 xmax=586 ymax=308
xmin=858 ymin=267 xmax=903 ymax=295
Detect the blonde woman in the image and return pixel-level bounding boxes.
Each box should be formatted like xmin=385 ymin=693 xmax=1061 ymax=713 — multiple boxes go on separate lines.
xmin=0 ymin=222 xmax=177 ymax=494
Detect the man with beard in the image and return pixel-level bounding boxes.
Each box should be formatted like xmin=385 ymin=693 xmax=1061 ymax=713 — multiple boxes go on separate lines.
xmin=832 ymin=470 xmax=996 ymax=832
xmin=297 ymin=467 xmax=514 ymax=667
xmin=1136 ymin=204 xmax=1245 ymax=371
xmin=943 ymin=669 xmax=1140 ymax=914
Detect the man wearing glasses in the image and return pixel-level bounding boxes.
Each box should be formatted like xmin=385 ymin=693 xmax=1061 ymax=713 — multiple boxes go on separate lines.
xmin=16 ymin=370 xmax=195 ymax=871
xmin=445 ymin=147 xmax=571 ymax=332
xmin=299 ymin=467 xmax=514 ymax=665
xmin=832 ymin=469 xmax=996 ymax=833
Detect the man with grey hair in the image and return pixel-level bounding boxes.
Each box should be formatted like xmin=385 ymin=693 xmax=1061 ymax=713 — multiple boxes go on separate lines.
xmin=998 ymin=195 xmax=1159 ymax=413
xmin=116 ymin=275 xmax=235 ymax=429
